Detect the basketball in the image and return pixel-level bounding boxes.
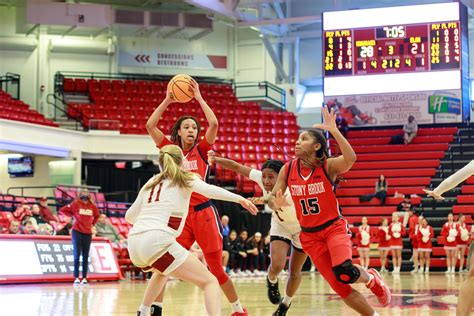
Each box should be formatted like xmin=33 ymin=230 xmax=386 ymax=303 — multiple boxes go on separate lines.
xmin=168 ymin=74 xmax=194 ymax=103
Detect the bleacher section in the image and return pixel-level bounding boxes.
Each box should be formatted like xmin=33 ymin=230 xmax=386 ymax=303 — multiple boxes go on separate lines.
xmin=0 ymin=90 xmax=59 ymax=127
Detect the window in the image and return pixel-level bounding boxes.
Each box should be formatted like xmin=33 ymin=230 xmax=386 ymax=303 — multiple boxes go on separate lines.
xmin=300 ymin=91 xmax=324 ymax=109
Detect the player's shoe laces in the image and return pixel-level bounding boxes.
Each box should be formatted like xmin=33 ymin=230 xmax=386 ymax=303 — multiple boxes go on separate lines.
xmin=231 ymin=308 xmax=248 ymax=316
xmin=366 ymin=268 xmax=391 ymax=306
xmin=272 ymin=301 xmax=290 ymax=316
xmin=266 ymin=276 xmax=281 ymax=304
xmin=150 ymin=305 xmax=162 ymax=316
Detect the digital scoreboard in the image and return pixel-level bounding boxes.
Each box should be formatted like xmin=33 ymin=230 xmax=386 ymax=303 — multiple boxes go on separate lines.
xmin=322 ymin=2 xmax=469 ymax=98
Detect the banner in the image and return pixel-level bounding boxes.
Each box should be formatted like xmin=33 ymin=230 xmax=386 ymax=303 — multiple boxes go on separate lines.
xmin=119 ymin=51 xmax=227 ymax=70
xmin=324 ymin=90 xmax=462 ymax=126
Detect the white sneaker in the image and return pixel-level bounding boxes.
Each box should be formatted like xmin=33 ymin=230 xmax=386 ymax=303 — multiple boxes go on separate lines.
xmin=310 ymin=265 xmax=316 ymax=272
xmin=73 ymin=278 xmax=81 ymax=285
xmin=450 ymin=268 xmax=456 ymax=274
xmin=418 ymin=267 xmax=424 ymax=274
xmin=80 ymin=278 xmax=88 ymax=285
xmin=229 ymin=270 xmax=237 ymax=277
xmin=237 ymin=270 xmax=246 ymax=278
xmin=244 ymin=269 xmax=253 ymax=276
xmin=445 ymin=268 xmax=451 ymax=274
xmin=424 ymin=268 xmax=429 ymax=274
xmin=410 ymin=268 xmax=418 ymax=274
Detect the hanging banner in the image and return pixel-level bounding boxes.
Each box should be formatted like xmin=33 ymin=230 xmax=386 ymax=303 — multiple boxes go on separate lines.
xmin=324 ymin=90 xmax=462 ymax=126
xmin=119 ymin=51 xmax=227 ymax=70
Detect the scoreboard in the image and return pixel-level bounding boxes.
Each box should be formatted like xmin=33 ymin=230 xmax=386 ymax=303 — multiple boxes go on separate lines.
xmin=325 ymin=22 xmax=460 ymax=76
xmin=322 ymin=2 xmax=468 ymax=98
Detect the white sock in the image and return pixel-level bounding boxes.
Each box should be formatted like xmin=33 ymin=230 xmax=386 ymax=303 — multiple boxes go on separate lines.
xmin=231 ymin=300 xmax=244 ymax=313
xmin=282 ymin=295 xmax=293 ymax=306
xmin=138 ymin=304 xmax=150 ymax=315
xmin=268 ymin=276 xmax=278 ymax=284
xmin=373 ymin=312 xmax=380 ymax=316
xmin=366 ymin=273 xmax=374 ymax=286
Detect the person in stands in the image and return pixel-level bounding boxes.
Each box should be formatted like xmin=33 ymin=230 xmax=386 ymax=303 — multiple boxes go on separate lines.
xmin=403 ymin=115 xmax=418 ymax=144
xmin=95 ymin=214 xmax=127 ymax=246
xmin=38 ymin=197 xmax=59 ymax=225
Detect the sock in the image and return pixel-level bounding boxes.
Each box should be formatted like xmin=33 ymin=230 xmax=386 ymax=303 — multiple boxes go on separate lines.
xmin=138 ymin=304 xmax=150 ymax=315
xmin=268 ymin=276 xmax=278 ymax=284
xmin=366 ymin=273 xmax=374 ymax=286
xmin=231 ymin=300 xmax=244 ymax=313
xmin=373 ymin=312 xmax=380 ymax=316
xmin=282 ymin=295 xmax=293 ymax=306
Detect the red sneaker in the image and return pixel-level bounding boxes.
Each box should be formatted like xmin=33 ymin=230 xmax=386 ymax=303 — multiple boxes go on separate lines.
xmin=231 ymin=308 xmax=248 ymax=316
xmin=366 ymin=268 xmax=391 ymax=306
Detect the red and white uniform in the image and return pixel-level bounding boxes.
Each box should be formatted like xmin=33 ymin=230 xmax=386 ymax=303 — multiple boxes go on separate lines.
xmin=389 ymin=221 xmax=406 ymax=249
xmin=158 ymin=138 xmax=230 ymax=284
xmin=356 ymin=225 xmax=371 ymax=249
xmin=377 ymin=226 xmax=391 ymax=250
xmin=417 ymin=225 xmax=433 ymax=252
xmin=408 ymin=214 xmax=419 ymax=248
xmin=286 ymin=159 xmax=352 ymax=299
xmin=126 ymin=175 xmax=243 ymax=275
xmin=457 ymin=223 xmax=471 ymax=248
xmin=441 ymin=222 xmax=458 ymax=250
xmin=249 ymin=169 xmax=301 ymax=249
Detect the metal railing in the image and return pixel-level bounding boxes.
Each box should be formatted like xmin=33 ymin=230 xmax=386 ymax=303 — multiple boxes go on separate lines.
xmin=233 ymin=81 xmax=286 ymax=109
xmin=0 ymin=72 xmax=20 ymax=99
xmin=46 ymin=93 xmax=86 ymax=131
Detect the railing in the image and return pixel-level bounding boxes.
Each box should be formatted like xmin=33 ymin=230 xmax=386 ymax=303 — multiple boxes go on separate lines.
xmin=0 ymin=72 xmax=20 ymax=99
xmin=7 ymin=184 xmax=101 ymax=197
xmin=233 ymin=81 xmax=286 ymax=109
xmin=46 ymin=94 xmax=85 ymax=131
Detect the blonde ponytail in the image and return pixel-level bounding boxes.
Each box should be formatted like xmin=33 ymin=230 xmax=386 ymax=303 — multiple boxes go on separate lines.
xmin=145 ymin=145 xmax=195 ymax=189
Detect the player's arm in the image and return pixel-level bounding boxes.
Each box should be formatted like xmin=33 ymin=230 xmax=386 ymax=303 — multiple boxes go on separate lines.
xmin=424 ymin=160 xmax=474 ymax=200
xmin=314 ymin=107 xmax=356 ymax=179
xmin=208 ymin=150 xmax=252 ymax=178
xmin=191 ymin=178 xmax=258 ymax=215
xmin=146 ymin=93 xmax=174 ymax=147
xmin=125 ymin=187 xmax=146 ymax=224
xmin=267 ymin=166 xmax=289 ymax=211
xmin=190 ymin=79 xmax=218 ymax=145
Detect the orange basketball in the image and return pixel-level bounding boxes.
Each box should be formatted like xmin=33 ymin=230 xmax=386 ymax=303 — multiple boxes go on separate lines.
xmin=168 ymin=74 xmax=194 ymax=103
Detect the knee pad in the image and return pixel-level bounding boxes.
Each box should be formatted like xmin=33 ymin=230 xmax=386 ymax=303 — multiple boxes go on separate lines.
xmin=332 ymin=259 xmax=360 ymax=284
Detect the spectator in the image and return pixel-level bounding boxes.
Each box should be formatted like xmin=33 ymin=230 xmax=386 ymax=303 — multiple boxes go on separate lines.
xmin=95 ymin=214 xmax=127 ymax=246
xmin=38 ymin=197 xmax=59 ymax=224
xmin=262 ymin=233 xmax=271 ymax=269
xmin=377 ymin=218 xmax=391 ymax=273
xmin=397 ymin=194 xmax=413 ymax=227
xmin=59 ymin=188 xmax=100 ymax=285
xmin=8 ymin=219 xmax=21 ymax=234
xmin=403 ymin=115 xmax=418 ymax=144
xmin=417 ymin=218 xmax=433 ymax=274
xmin=246 ymin=232 xmax=265 ymax=275
xmin=13 ymin=200 xmax=31 ymax=222
xmin=225 ymin=230 xmax=244 ymax=276
xmin=360 ymin=175 xmax=388 ymax=205
xmin=389 ymin=212 xmax=406 ymax=274
xmin=356 ymin=217 xmax=371 ymax=270
xmin=457 ymin=214 xmax=470 ymax=273
xmin=407 ymin=209 xmax=420 ymax=273
xmin=56 ymin=223 xmax=73 ymax=236
xmin=31 ymin=204 xmax=45 ymax=224
xmin=37 ymin=223 xmax=54 ymax=236
xmin=237 ymin=230 xmax=251 ymax=276
xmin=22 ymin=219 xmax=38 ymax=235
xmin=221 ymin=215 xmax=230 ymax=238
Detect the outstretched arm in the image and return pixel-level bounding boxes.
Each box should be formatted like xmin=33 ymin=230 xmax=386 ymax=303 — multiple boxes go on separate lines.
xmin=208 ymin=150 xmax=252 ymax=178
xmin=424 ymin=160 xmax=474 ymax=200
xmin=191 ymin=80 xmax=218 ymax=145
xmin=267 ymin=166 xmax=289 ymax=211
xmin=314 ymin=107 xmax=356 ymax=179
xmin=146 ymin=94 xmax=174 ymax=147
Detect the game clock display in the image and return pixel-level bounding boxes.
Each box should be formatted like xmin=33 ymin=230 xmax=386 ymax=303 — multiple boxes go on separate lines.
xmin=324 ymin=21 xmax=461 ymax=76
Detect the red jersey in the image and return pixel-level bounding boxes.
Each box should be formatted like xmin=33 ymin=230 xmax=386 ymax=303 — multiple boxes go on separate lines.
xmin=59 ymin=200 xmax=100 ymax=234
xmin=159 ymin=138 xmax=212 ymax=207
xmin=39 ymin=205 xmax=57 ymax=223
xmin=285 ymin=159 xmax=341 ymax=229
xmin=377 ymin=226 xmax=391 ymax=248
xmin=408 ymin=214 xmax=419 ymax=239
xmin=417 ymin=225 xmax=434 ymax=249
xmin=441 ymin=222 xmax=458 ymax=246
xmin=356 ymin=225 xmax=371 ymax=247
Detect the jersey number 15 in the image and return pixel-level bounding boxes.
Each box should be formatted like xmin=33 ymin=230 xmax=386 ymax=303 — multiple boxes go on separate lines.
xmin=299 ymin=197 xmax=320 ymax=216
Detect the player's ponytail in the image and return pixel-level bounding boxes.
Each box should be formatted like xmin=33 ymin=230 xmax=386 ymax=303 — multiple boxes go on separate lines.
xmin=145 ymin=145 xmax=195 ymax=189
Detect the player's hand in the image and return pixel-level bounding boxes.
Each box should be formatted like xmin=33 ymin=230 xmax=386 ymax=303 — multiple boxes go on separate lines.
xmin=274 ymin=189 xmax=291 ymax=208
xmin=239 ymin=198 xmax=258 ymax=215
xmin=313 ymin=106 xmax=338 ymax=133
xmin=190 ymin=78 xmax=203 ymax=101
xmin=207 ymin=150 xmax=216 ymax=165
xmin=248 ymin=196 xmax=265 ymax=205
xmin=423 ymin=189 xmax=445 ymax=200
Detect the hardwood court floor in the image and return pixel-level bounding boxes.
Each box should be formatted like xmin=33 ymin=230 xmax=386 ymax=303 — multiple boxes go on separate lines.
xmin=0 ymin=272 xmax=469 ymax=315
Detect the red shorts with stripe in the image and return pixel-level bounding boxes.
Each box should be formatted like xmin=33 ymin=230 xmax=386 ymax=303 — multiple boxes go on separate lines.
xmin=177 ymin=205 xmax=223 ymax=253
xmin=299 ymin=218 xmax=353 ymax=299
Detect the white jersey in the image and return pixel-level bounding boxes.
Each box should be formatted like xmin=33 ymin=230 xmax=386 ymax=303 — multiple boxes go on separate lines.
xmin=249 ymin=169 xmax=299 ymax=225
xmin=126 ymin=175 xmax=242 ymax=238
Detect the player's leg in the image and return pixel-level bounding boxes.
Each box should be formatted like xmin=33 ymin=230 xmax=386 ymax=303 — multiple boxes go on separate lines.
xmin=138 ymin=272 xmax=169 ymax=316
xmin=169 ymin=253 xmax=221 ymax=316
xmin=456 ymin=255 xmax=474 ymax=316
xmin=267 ymin=238 xmax=291 ymax=304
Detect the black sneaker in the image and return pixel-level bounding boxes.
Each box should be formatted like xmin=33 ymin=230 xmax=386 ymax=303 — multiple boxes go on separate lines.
xmin=272 ymin=301 xmax=290 ymax=316
xmin=266 ymin=276 xmax=281 ymax=304
xmin=150 ymin=305 xmax=162 ymax=316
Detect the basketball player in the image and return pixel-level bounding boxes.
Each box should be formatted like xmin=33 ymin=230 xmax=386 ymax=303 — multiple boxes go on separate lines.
xmin=144 ymin=81 xmax=248 ymax=316
xmin=126 ymin=145 xmax=258 ymax=316
xmin=207 ymin=153 xmax=307 ymax=315
xmin=268 ymin=107 xmax=390 ymax=315
xmin=424 ymin=160 xmax=474 ymax=316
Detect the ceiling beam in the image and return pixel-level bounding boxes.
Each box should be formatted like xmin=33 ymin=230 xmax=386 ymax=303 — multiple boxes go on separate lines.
xmin=62 ymin=25 xmax=77 ymax=38
xmin=262 ymin=34 xmax=288 ymax=82
xmin=185 ymin=0 xmax=238 ymax=20
xmin=238 ymin=15 xmax=321 ymax=27
xmin=188 ymin=29 xmax=213 ymax=41
xmin=163 ymin=27 xmax=184 ymax=38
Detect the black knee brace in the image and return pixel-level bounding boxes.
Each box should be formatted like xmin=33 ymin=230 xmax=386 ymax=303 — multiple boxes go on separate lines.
xmin=333 ymin=259 xmax=360 ymax=284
